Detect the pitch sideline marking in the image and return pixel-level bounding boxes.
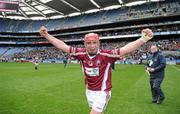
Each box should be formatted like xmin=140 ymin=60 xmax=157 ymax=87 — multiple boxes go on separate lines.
xmin=171 ymin=65 xmax=180 ymax=72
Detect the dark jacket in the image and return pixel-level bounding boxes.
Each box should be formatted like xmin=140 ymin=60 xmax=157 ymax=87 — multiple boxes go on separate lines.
xmin=147 ymin=51 xmax=166 ymax=79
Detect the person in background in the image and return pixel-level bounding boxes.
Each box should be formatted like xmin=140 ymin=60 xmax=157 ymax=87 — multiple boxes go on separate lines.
xmin=146 ymin=44 xmax=166 ymax=104
xmin=63 ymin=55 xmax=68 ymax=68
xmin=32 ymin=56 xmax=41 ymax=70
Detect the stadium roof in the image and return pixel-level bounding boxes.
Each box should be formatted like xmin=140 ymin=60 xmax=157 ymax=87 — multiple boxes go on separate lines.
xmin=0 ymin=0 xmax=163 ymax=20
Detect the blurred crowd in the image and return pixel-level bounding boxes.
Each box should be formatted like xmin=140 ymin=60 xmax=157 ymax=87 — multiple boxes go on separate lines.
xmin=9 ymin=38 xmax=179 ymax=62
xmin=13 ymin=47 xmax=65 ymax=61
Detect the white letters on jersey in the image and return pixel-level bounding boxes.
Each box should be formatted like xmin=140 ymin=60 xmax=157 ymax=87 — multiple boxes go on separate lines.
xmin=85 ymin=67 xmax=99 ymax=76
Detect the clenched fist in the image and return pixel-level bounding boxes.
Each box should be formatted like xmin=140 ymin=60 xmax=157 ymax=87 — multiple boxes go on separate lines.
xmin=140 ymin=28 xmax=154 ymax=42
xmin=39 ymin=26 xmax=48 ymax=37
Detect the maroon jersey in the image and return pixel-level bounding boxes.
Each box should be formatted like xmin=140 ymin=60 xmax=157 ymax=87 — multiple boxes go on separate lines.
xmin=70 ymin=47 xmax=121 ymax=91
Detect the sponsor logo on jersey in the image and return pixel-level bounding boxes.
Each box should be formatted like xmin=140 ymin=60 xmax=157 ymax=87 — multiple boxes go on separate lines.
xmin=85 ymin=67 xmax=99 ymax=76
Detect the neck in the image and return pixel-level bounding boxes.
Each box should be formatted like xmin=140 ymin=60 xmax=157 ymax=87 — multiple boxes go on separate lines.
xmin=87 ymin=50 xmax=99 ymax=59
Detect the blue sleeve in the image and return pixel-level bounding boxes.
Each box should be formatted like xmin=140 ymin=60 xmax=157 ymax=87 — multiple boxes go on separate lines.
xmin=154 ymin=54 xmax=166 ymax=72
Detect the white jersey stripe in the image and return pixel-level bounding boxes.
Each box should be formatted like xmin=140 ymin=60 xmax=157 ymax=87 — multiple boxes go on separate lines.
xmin=101 ymin=63 xmax=111 ymax=91
xmin=99 ymin=52 xmax=121 ymax=58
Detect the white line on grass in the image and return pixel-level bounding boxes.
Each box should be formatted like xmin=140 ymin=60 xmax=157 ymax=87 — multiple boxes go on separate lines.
xmin=171 ymin=65 xmax=180 ymax=72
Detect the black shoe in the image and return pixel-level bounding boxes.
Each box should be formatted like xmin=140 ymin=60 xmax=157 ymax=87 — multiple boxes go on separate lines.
xmin=152 ymin=100 xmax=157 ymax=103
xmin=35 ymin=67 xmax=38 ymax=70
xmin=157 ymin=97 xmax=165 ymax=104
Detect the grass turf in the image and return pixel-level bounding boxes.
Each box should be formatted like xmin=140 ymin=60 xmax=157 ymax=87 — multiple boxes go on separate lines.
xmin=0 ymin=63 xmax=179 ymax=114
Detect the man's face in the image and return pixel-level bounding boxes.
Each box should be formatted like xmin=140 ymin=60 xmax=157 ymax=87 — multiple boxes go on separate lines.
xmin=150 ymin=45 xmax=158 ymax=53
xmin=84 ymin=40 xmax=100 ymax=56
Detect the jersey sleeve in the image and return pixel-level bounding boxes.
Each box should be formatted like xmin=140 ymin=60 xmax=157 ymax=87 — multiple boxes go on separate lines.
xmin=102 ymin=48 xmax=122 ymax=63
xmin=69 ymin=46 xmax=86 ymax=60
xmin=154 ymin=54 xmax=166 ymax=72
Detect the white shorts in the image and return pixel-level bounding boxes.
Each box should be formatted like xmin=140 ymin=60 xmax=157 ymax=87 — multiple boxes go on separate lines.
xmin=86 ymin=89 xmax=111 ymax=113
xmin=34 ymin=62 xmax=39 ymax=66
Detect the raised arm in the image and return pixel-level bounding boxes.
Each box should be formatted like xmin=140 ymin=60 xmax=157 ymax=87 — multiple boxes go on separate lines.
xmin=39 ymin=26 xmax=70 ymax=53
xmin=120 ymin=28 xmax=153 ymax=56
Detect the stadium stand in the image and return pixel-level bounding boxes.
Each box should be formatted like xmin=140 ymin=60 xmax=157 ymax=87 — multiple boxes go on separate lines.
xmin=0 ymin=0 xmax=179 ymax=64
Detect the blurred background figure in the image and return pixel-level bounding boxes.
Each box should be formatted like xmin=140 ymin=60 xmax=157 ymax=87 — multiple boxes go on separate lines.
xmin=146 ymin=44 xmax=166 ymax=104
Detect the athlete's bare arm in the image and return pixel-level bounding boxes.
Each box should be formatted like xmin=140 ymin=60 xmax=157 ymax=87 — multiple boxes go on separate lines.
xmin=39 ymin=26 xmax=70 ymax=53
xmin=120 ymin=28 xmax=153 ymax=56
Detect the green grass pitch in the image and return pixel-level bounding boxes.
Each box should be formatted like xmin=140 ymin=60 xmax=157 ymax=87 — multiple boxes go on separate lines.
xmin=0 ymin=63 xmax=180 ymax=114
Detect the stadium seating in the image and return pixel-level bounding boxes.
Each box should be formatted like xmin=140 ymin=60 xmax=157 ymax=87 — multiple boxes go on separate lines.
xmin=0 ymin=0 xmax=180 ymax=33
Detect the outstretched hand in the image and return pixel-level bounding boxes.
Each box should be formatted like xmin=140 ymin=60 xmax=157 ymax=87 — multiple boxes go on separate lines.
xmin=39 ymin=26 xmax=48 ymax=37
xmin=140 ymin=28 xmax=154 ymax=42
